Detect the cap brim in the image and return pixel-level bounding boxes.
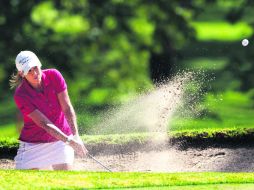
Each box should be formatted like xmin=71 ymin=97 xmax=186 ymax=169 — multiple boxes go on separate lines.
xmin=23 ymin=61 xmax=40 ymax=75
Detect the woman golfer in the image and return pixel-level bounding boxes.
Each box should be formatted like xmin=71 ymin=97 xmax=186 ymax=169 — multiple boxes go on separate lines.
xmin=10 ymin=50 xmax=88 ymax=170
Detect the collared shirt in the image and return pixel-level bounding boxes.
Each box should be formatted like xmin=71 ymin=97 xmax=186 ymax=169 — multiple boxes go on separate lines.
xmin=14 ymin=69 xmax=72 ymax=143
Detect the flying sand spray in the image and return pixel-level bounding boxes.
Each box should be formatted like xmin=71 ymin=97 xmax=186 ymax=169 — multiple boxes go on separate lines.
xmin=90 ymin=71 xmax=203 ymax=136
xmin=78 ymin=71 xmax=206 ymax=172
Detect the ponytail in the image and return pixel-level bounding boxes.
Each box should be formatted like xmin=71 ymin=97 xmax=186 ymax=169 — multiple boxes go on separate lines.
xmin=9 ymin=72 xmax=23 ymax=89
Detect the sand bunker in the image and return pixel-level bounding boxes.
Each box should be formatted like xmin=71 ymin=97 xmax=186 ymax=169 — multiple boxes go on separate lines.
xmin=2 ymin=146 xmax=254 ymax=172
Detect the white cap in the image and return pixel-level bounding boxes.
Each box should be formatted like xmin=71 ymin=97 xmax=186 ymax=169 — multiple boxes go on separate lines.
xmin=15 ymin=50 xmax=42 ymax=75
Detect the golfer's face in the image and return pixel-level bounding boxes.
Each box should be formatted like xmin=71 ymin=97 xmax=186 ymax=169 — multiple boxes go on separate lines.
xmin=25 ymin=66 xmax=42 ymax=86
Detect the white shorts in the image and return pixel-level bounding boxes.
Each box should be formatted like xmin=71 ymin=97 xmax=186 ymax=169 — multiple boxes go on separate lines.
xmin=14 ymin=140 xmax=74 ymax=169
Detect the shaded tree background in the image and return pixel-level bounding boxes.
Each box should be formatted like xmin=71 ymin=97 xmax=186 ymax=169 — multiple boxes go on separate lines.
xmin=1 ymin=0 xmax=254 ymax=129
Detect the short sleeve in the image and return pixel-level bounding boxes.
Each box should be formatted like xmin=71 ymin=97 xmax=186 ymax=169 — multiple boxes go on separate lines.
xmin=14 ymin=95 xmax=36 ymax=116
xmin=50 ymin=69 xmax=67 ymax=93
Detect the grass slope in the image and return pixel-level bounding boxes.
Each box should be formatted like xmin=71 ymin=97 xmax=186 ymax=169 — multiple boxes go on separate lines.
xmin=1 ymin=171 xmax=254 ymax=190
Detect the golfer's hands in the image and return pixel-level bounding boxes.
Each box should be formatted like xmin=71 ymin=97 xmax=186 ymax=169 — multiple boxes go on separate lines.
xmin=69 ymin=135 xmax=88 ymax=158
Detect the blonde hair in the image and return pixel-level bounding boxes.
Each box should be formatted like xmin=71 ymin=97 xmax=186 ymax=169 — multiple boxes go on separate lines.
xmin=9 ymin=72 xmax=23 ymax=89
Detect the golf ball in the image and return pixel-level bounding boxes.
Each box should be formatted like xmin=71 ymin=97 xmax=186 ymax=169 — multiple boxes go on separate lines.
xmin=242 ymin=39 xmax=249 ymax=46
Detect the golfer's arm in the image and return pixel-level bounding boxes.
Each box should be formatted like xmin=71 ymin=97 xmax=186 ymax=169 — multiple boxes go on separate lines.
xmin=28 ymin=109 xmax=69 ymax=142
xmin=57 ymin=89 xmax=79 ymax=135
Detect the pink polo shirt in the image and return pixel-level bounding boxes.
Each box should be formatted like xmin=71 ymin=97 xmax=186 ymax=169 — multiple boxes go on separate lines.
xmin=14 ymin=69 xmax=72 ymax=143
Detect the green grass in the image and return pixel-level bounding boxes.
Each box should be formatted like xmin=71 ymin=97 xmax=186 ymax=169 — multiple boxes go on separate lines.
xmin=181 ymin=57 xmax=228 ymax=71
xmin=0 ymin=123 xmax=18 ymax=138
xmin=0 ymin=96 xmax=17 ymax=124
xmin=1 ymin=170 xmax=254 ymax=190
xmin=2 ymin=128 xmax=254 ymax=151
xmin=116 ymin=184 xmax=254 ymax=190
xmin=191 ymin=21 xmax=253 ymax=41
xmin=171 ymin=91 xmax=254 ymax=132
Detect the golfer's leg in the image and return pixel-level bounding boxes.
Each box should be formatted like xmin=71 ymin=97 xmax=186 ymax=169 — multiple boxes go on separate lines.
xmin=52 ymin=163 xmax=72 ymax=170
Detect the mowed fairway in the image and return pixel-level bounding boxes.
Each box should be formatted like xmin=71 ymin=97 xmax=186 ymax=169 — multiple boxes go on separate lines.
xmin=1 ymin=170 xmax=254 ymax=189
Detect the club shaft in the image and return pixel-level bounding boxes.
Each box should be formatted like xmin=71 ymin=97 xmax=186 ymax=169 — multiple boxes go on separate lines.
xmin=87 ymin=153 xmax=112 ymax=172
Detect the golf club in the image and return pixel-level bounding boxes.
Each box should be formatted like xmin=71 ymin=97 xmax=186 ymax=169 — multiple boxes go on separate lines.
xmin=74 ymin=135 xmax=112 ymax=172
xmin=87 ymin=153 xmax=112 ymax=172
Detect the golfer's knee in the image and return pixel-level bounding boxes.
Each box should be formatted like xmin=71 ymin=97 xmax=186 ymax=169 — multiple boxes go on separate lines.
xmin=52 ymin=163 xmax=72 ymax=170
